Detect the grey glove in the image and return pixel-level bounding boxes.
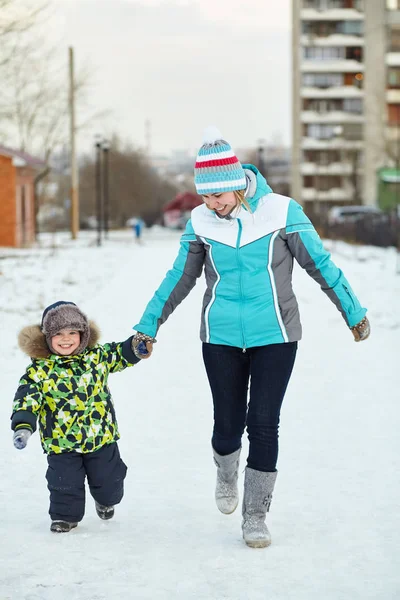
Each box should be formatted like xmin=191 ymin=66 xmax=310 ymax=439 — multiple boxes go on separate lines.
xmin=350 ymin=316 xmax=370 ymax=342
xmin=13 ymin=429 xmax=32 ymax=450
xmin=131 ymin=332 xmax=156 ymax=359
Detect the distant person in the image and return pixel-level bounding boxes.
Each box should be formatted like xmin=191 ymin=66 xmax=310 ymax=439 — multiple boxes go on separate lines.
xmin=132 ymin=217 xmax=144 ymax=243
xmin=131 ymin=127 xmax=370 ymax=548
xmin=11 ymin=301 xmax=152 ymax=533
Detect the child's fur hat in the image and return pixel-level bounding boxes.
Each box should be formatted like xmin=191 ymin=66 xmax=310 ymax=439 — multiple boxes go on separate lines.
xmin=41 ymin=301 xmax=90 ymax=354
xmin=18 ymin=301 xmax=99 ymax=359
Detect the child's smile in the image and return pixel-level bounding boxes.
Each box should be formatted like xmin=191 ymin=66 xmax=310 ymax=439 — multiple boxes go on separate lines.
xmin=51 ymin=329 xmax=81 ymax=355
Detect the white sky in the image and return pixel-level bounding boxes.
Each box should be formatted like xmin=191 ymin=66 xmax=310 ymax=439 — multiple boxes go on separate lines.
xmin=51 ymin=0 xmax=291 ymax=155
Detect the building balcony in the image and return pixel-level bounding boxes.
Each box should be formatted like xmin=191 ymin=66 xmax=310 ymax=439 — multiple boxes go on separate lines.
xmin=300 ymin=162 xmax=355 ymax=175
xmin=301 ymin=86 xmax=363 ymax=99
xmin=301 ymin=34 xmax=364 ymax=47
xmin=387 ymin=89 xmax=400 ymax=103
xmin=387 ymin=52 xmax=400 ymax=67
xmin=301 ymin=111 xmax=364 ymax=124
xmin=300 ymin=9 xmax=364 ymax=21
xmin=301 ymin=187 xmax=354 ymax=202
xmin=301 ymin=60 xmax=364 ymax=73
xmin=301 ymin=137 xmax=363 ymax=150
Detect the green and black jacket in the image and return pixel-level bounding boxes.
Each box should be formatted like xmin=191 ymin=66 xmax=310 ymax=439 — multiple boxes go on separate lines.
xmin=11 ymin=322 xmax=139 ymax=455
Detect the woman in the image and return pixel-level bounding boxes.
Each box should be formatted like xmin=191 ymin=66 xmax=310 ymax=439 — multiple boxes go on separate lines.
xmin=132 ymin=127 xmax=370 ymax=548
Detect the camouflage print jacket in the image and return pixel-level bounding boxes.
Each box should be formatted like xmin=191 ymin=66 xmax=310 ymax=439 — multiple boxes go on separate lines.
xmin=11 ymin=322 xmax=140 ymax=455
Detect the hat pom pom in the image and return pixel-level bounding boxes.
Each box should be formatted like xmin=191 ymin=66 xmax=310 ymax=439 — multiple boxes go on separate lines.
xmin=202 ymin=126 xmax=224 ymax=144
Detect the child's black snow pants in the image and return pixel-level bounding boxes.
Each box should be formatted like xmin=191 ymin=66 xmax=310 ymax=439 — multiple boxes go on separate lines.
xmin=46 ymin=442 xmax=127 ymax=523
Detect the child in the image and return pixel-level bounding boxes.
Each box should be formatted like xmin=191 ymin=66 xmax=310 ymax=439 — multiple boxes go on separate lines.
xmin=11 ymin=301 xmax=153 ymax=533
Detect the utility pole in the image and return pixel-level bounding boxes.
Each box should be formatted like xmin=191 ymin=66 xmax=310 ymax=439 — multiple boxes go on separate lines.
xmin=103 ymin=141 xmax=110 ymax=238
xmin=95 ymin=137 xmax=103 ymax=246
xmin=145 ymin=118 xmax=151 ymax=155
xmin=69 ymin=47 xmax=79 ymax=239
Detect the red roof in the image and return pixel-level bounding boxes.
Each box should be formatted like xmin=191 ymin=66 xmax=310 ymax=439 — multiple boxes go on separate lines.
xmin=163 ymin=192 xmax=202 ymax=212
xmin=0 ymin=144 xmax=46 ymax=169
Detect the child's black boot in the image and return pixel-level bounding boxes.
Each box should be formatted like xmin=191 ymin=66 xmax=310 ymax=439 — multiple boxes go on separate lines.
xmin=95 ymin=501 xmax=115 ymax=520
xmin=50 ymin=520 xmax=78 ymax=533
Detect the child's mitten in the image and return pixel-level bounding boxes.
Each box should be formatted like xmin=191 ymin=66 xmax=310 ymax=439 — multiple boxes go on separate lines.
xmin=131 ymin=332 xmax=156 ymax=359
xmin=13 ymin=429 xmax=32 ymax=450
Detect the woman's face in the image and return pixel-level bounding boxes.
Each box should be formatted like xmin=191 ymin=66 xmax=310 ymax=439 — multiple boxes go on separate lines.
xmin=202 ymin=191 xmax=237 ymax=217
xmin=51 ymin=329 xmax=81 ymax=355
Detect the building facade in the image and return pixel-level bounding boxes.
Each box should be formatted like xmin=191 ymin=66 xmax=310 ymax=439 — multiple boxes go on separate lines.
xmin=0 ymin=146 xmax=46 ymax=247
xmin=292 ymin=0 xmax=400 ymax=218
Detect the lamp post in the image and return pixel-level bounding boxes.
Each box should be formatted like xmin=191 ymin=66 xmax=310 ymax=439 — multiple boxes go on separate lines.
xmin=94 ymin=135 xmax=103 ymax=247
xmin=102 ymin=140 xmax=110 ymax=238
xmin=257 ymin=139 xmax=266 ymax=174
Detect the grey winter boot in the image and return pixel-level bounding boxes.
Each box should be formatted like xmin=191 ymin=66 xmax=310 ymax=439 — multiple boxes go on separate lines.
xmin=213 ymin=447 xmax=241 ymax=514
xmin=242 ymin=467 xmax=277 ymax=548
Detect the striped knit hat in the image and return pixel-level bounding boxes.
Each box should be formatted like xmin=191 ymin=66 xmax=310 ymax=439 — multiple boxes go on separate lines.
xmin=194 ymin=126 xmax=246 ymax=195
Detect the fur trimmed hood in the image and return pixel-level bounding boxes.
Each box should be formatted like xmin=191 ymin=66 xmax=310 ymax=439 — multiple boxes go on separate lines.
xmin=18 ymin=321 xmax=101 ymax=359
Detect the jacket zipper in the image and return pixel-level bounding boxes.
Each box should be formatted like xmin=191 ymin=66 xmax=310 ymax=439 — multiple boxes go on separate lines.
xmin=236 ymin=219 xmax=246 ymax=352
xmin=343 ymin=284 xmax=356 ymax=310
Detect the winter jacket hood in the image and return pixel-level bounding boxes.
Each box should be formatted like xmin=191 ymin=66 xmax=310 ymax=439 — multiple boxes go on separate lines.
xmin=18 ymin=321 xmax=100 ymax=360
xmin=243 ymin=164 xmax=273 ymax=211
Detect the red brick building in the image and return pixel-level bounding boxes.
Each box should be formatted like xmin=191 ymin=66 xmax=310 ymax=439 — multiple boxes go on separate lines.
xmin=0 ymin=146 xmax=47 ymax=247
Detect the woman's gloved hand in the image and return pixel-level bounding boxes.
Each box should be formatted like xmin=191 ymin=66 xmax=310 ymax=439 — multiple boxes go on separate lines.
xmin=350 ymin=316 xmax=370 ymax=342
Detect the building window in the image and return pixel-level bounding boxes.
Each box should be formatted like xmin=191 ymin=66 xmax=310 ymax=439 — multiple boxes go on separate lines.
xmin=388 ymin=68 xmax=400 ymax=89
xmin=307 ymin=124 xmax=337 ymax=139
xmin=344 ymin=72 xmax=363 ymax=88
xmin=387 ymin=0 xmax=400 ymax=10
xmin=343 ymin=98 xmax=363 ymax=113
xmin=303 ymin=73 xmax=343 ymax=87
xmin=388 ymin=104 xmax=400 ymax=125
xmin=303 ymin=1 xmax=346 ymax=9
xmin=302 ymin=21 xmax=338 ymax=36
xmin=303 ymin=0 xmax=362 ymax=8
xmin=389 ymin=27 xmax=400 ymax=52
xmin=305 ymin=99 xmax=343 ymax=112
xmin=304 ymin=46 xmax=345 ymax=60
xmin=303 ymin=176 xmax=314 ymax=188
xmin=319 ymin=176 xmax=341 ymax=191
xmin=338 ymin=21 xmax=363 ymax=35
xmin=342 ymin=123 xmax=363 ymax=140
xmin=345 ymin=47 xmax=363 ymax=61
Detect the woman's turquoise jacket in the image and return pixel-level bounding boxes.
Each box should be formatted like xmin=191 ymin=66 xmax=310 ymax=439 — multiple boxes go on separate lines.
xmin=134 ymin=165 xmax=366 ymax=349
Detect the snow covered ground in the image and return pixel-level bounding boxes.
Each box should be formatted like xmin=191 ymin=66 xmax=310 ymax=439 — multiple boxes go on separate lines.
xmin=0 ymin=227 xmax=398 ymax=600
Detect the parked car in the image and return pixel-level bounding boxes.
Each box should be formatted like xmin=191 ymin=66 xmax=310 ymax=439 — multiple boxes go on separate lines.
xmin=328 ymin=205 xmax=384 ymax=226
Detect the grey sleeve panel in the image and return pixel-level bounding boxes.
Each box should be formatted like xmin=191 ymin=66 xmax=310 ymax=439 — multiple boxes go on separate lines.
xmin=271 ymin=235 xmax=302 ymax=340
xmin=157 ymin=239 xmax=205 ymax=331
xmin=286 ymin=231 xmax=349 ymax=323
xmin=200 ymin=249 xmax=219 ymax=341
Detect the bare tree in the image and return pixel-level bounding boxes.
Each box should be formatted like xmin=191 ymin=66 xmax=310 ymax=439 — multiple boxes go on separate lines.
xmin=77 ymin=136 xmax=178 ymax=228
xmin=0 ymin=40 xmax=105 ymax=161
xmin=0 ymin=0 xmax=48 ymax=66
xmin=0 ymin=2 xmax=105 ymax=161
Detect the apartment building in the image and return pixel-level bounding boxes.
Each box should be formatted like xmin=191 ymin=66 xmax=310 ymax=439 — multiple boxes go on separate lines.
xmin=292 ymin=0 xmax=400 ymax=218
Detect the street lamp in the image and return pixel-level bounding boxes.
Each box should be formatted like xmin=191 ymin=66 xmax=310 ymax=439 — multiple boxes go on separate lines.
xmin=102 ymin=140 xmax=110 ymax=238
xmin=94 ymin=135 xmax=103 ymax=246
xmin=257 ymin=139 xmax=266 ymax=174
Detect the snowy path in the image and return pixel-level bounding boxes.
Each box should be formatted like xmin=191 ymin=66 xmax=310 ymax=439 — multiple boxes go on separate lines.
xmin=0 ymin=229 xmax=398 ymax=600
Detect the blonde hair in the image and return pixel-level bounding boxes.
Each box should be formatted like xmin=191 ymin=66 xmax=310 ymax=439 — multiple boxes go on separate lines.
xmin=234 ymin=189 xmax=252 ymax=214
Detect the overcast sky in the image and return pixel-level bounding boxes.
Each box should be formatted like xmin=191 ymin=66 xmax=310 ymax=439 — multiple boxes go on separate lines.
xmin=52 ymin=0 xmax=291 ymax=155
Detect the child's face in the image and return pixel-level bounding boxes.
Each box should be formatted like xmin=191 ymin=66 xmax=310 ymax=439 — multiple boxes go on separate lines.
xmin=51 ymin=329 xmax=81 ymax=355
